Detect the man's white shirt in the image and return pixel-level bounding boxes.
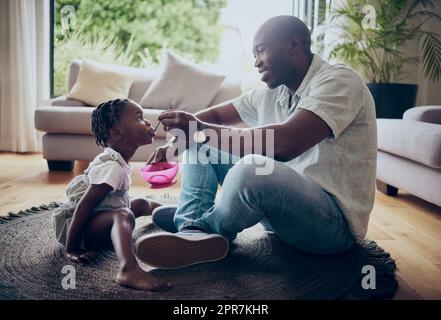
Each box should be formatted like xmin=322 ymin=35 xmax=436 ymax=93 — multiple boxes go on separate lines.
xmin=233 ymin=54 xmax=377 ymax=242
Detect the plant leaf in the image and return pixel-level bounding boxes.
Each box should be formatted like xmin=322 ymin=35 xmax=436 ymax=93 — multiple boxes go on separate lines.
xmin=421 ymin=32 xmax=441 ymax=81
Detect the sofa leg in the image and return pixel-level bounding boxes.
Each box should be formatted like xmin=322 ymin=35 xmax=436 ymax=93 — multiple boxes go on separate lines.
xmin=47 ymin=160 xmax=74 ymax=171
xmin=376 ymin=180 xmax=398 ymax=196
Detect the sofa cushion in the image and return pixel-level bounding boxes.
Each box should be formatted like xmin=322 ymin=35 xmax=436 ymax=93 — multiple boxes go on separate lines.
xmin=377 ymin=119 xmax=441 ymax=169
xmin=139 ymin=50 xmax=225 ymax=112
xmin=67 ymin=59 xmax=136 ymax=107
xmin=67 ymin=59 xmax=242 ymax=108
xmin=35 ymin=106 xmax=167 ymax=139
xmin=50 ymin=96 xmax=86 ymax=107
xmin=129 ymin=73 xmax=159 ymax=103
xmin=68 ymin=59 xmax=152 ymax=92
xmin=208 ymin=76 xmax=242 ymax=106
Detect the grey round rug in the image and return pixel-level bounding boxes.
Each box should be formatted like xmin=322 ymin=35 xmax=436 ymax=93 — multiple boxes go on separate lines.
xmin=0 ymin=203 xmax=398 ymax=300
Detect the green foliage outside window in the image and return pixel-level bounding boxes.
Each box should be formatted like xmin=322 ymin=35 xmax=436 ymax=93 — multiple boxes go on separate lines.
xmin=54 ymin=0 xmax=227 ymax=96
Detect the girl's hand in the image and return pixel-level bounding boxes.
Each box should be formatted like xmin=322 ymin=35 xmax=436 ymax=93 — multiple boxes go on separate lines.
xmin=66 ymin=249 xmax=97 ymax=264
xmin=146 ymin=136 xmax=178 ymax=164
xmin=146 ymin=145 xmax=170 ymax=164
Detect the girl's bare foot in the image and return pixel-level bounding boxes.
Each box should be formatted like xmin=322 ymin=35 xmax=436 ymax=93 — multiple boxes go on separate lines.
xmin=131 ymin=198 xmax=163 ymax=218
xmin=116 ymin=266 xmax=172 ymax=291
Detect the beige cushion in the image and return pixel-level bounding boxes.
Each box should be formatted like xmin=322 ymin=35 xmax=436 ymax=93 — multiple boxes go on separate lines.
xmin=139 ymin=50 xmax=225 ymax=113
xmin=67 ymin=59 xmax=135 ymax=107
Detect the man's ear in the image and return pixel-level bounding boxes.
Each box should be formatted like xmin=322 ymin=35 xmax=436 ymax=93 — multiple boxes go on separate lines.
xmin=289 ymin=34 xmax=302 ymax=54
xmin=110 ymin=127 xmax=123 ymax=141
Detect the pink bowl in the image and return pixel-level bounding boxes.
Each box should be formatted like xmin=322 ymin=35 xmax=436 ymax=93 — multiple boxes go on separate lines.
xmin=140 ymin=162 xmax=179 ymax=186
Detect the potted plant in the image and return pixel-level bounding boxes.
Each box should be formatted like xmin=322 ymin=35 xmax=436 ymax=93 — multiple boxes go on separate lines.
xmin=327 ymin=0 xmax=441 ymax=118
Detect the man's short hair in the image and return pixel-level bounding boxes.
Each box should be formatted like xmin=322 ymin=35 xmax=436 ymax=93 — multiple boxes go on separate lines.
xmin=262 ymin=15 xmax=312 ymax=55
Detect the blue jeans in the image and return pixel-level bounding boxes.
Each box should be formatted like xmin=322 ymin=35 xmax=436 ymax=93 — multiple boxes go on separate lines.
xmin=174 ymin=145 xmax=355 ymax=255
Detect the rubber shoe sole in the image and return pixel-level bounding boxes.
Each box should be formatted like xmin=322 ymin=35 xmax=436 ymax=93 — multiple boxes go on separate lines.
xmin=135 ymin=232 xmax=229 ymax=269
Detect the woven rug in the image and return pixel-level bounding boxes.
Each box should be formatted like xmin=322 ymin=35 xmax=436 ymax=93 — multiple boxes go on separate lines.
xmin=0 ymin=202 xmax=398 ymax=300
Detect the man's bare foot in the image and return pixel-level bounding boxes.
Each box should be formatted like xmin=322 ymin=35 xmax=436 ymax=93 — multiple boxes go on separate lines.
xmin=116 ymin=266 xmax=172 ymax=291
xmin=147 ymin=200 xmax=162 ymax=215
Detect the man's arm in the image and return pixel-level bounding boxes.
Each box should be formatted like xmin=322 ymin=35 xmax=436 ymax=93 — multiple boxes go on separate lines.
xmin=195 ymin=102 xmax=243 ymax=126
xmin=199 ymin=108 xmax=331 ymax=161
xmin=147 ymin=102 xmax=244 ymax=163
xmin=159 ymin=108 xmax=331 ymax=162
xmin=270 ymin=108 xmax=331 ymax=161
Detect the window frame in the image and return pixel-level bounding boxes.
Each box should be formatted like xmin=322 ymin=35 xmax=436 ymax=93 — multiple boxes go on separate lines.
xmin=50 ymin=0 xmax=55 ymax=98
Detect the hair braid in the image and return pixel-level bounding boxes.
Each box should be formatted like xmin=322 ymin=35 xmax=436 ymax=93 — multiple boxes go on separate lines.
xmin=91 ymin=98 xmax=128 ymax=147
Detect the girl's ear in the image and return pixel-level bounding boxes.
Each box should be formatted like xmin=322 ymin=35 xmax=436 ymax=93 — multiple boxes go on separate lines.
xmin=110 ymin=127 xmax=123 ymax=141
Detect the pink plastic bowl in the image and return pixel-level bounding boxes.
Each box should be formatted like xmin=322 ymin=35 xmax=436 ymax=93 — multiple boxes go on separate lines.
xmin=140 ymin=162 xmax=179 ymax=186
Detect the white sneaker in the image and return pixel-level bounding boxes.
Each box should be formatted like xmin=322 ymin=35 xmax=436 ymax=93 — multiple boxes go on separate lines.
xmin=135 ymin=231 xmax=229 ymax=269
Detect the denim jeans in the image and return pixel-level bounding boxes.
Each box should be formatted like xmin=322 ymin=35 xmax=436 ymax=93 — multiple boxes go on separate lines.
xmin=174 ymin=145 xmax=355 ymax=255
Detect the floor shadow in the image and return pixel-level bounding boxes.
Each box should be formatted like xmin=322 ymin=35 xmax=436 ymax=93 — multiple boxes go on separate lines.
xmin=395 ymin=192 xmax=441 ymax=214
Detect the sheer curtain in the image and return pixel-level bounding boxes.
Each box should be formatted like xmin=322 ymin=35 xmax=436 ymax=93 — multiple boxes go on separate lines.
xmin=0 ymin=0 xmax=49 ymax=152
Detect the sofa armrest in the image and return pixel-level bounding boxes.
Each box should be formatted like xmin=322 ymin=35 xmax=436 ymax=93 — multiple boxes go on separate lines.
xmin=403 ymin=106 xmax=441 ymax=125
xmin=377 ymin=119 xmax=441 ymax=169
xmin=50 ymin=96 xmax=87 ymax=107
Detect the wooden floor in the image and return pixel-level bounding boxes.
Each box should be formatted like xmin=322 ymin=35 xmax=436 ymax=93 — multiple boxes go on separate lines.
xmin=1 ymin=152 xmax=440 ymax=299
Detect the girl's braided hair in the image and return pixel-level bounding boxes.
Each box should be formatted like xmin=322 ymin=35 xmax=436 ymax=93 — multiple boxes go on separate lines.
xmin=91 ymin=98 xmax=128 ymax=147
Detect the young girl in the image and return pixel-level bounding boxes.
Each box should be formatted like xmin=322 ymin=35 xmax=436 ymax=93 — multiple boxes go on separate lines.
xmin=53 ymin=98 xmax=171 ymax=291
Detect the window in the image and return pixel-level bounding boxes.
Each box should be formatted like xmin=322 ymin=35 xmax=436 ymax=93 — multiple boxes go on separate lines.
xmin=293 ymin=0 xmax=329 ymax=30
xmin=50 ymin=0 xmax=295 ymax=97
xmin=218 ymin=0 xmax=294 ymax=71
xmin=52 ymin=0 xmax=228 ymax=97
xmin=292 ymin=0 xmax=330 ymax=56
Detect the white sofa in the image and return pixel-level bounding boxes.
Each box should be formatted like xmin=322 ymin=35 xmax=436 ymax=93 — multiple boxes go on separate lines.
xmin=376 ymin=106 xmax=441 ymax=206
xmin=35 ymin=60 xmax=244 ymax=170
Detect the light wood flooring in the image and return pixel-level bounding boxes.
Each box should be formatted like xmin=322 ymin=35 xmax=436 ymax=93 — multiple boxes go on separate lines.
xmin=1 ymin=152 xmax=440 ymax=299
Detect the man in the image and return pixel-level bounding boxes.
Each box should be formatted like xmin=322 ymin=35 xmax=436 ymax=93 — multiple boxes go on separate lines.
xmin=134 ymin=15 xmax=377 ymax=270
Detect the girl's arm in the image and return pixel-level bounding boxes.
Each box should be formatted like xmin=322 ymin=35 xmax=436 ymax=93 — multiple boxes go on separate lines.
xmin=65 ymin=183 xmax=113 ymax=254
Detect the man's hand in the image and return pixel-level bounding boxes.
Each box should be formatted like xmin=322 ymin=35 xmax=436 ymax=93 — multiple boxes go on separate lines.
xmin=158 ymin=110 xmax=199 ymax=136
xmin=154 ymin=110 xmax=202 ymax=156
xmin=66 ymin=249 xmax=96 ymax=264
